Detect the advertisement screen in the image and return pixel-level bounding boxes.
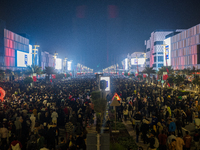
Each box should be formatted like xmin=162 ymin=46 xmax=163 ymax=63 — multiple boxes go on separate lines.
xmin=55 ymin=58 xmax=62 ymax=70
xmin=131 ymin=58 xmax=145 ymax=65
xmin=125 ymin=58 xmax=128 ymax=70
xmin=164 ymin=37 xmax=171 ymax=66
xmin=17 ymin=51 xmax=32 ymax=67
xmin=100 ymin=76 xmax=110 ymax=91
xmin=67 ymin=61 xmax=72 ymax=71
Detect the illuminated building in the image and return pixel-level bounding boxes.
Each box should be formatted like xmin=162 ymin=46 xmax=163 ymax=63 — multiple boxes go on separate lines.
xmin=171 ymin=24 xmax=200 ymax=70
xmin=145 ymin=30 xmax=184 ymax=70
xmin=0 ymin=19 xmax=30 ymax=69
xmin=127 ymin=52 xmax=146 ymax=72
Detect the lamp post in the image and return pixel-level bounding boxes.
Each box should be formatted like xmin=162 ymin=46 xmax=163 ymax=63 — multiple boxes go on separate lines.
xmin=32 ymin=45 xmax=40 ymax=65
xmin=64 ymin=57 xmax=68 ymax=73
xmin=53 ymin=52 xmax=58 ymax=68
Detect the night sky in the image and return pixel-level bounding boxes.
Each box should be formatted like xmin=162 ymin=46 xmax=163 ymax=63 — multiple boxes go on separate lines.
xmin=1 ymin=0 xmax=200 ymax=71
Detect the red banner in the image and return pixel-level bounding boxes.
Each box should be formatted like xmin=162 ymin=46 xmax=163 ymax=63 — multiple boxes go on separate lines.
xmin=143 ymin=74 xmax=147 ymax=78
xmin=52 ymin=74 xmax=56 ymax=79
xmin=163 ymin=74 xmax=168 ymax=80
xmin=33 ymin=76 xmax=37 ymax=82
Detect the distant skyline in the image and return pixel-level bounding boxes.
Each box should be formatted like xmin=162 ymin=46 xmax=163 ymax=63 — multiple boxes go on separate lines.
xmin=1 ymin=0 xmax=200 ymax=71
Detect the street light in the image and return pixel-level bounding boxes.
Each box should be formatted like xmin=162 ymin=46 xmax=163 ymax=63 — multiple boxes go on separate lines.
xmin=53 ymin=51 xmax=58 ymax=68
xmin=64 ymin=57 xmax=68 ymax=72
xmin=32 ymin=44 xmax=40 ymax=65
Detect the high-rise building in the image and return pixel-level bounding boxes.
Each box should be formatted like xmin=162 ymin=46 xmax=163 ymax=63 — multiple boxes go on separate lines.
xmin=0 ymin=19 xmax=30 ymax=70
xmin=145 ymin=30 xmax=184 ymax=70
xmin=171 ymin=24 xmax=200 ymax=70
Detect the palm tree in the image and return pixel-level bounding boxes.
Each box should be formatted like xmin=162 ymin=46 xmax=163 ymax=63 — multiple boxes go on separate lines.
xmin=43 ymin=66 xmax=56 ymax=81
xmin=174 ymin=75 xmax=184 ymax=90
xmin=142 ymin=67 xmax=156 ymax=84
xmin=167 ymin=75 xmax=175 ymax=87
xmin=25 ymin=65 xmax=42 ymax=76
xmin=158 ymin=66 xmax=174 ymax=76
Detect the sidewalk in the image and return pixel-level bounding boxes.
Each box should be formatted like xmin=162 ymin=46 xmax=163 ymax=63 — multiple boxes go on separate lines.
xmin=123 ymin=120 xmax=148 ymax=150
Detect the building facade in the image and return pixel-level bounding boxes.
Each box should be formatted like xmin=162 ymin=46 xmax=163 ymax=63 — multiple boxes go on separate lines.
xmin=145 ymin=30 xmax=183 ymax=70
xmin=127 ymin=52 xmax=146 ymax=73
xmin=0 ymin=19 xmax=30 ymax=70
xmin=40 ymin=51 xmax=54 ymax=70
xmin=171 ymin=24 xmax=200 ymax=70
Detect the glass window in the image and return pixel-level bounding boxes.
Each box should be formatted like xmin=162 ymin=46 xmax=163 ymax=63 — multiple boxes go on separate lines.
xmin=158 ymin=56 xmax=163 ymax=62
xmin=158 ymin=64 xmax=163 ymax=67
xmin=154 ymin=56 xmax=156 ymax=62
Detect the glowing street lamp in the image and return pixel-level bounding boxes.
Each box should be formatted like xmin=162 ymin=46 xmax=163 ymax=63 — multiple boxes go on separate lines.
xmin=32 ymin=44 xmax=40 ymax=65
xmin=53 ymin=51 xmax=58 ymax=68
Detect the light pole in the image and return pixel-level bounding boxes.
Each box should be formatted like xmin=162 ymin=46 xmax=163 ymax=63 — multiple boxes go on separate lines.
xmin=142 ymin=53 xmax=147 ymax=67
xmin=32 ymin=45 xmax=40 ymax=65
xmin=53 ymin=52 xmax=58 ymax=68
xmin=64 ymin=57 xmax=68 ymax=73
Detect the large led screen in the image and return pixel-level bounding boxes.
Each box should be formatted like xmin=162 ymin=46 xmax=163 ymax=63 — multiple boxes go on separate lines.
xmin=17 ymin=51 xmax=32 ymax=67
xmin=100 ymin=76 xmax=110 ymax=91
xmin=67 ymin=61 xmax=72 ymax=71
xmin=131 ymin=58 xmax=145 ymax=65
xmin=125 ymin=58 xmax=128 ymax=70
xmin=55 ymin=58 xmax=62 ymax=70
xmin=164 ymin=37 xmax=171 ymax=66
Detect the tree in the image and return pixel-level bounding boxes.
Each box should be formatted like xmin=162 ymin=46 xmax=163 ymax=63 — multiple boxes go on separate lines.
xmin=137 ymin=74 xmax=143 ymax=81
xmin=91 ymin=91 xmax=107 ymax=128
xmin=43 ymin=66 xmax=56 ymax=81
xmin=24 ymin=77 xmax=33 ymax=85
xmin=167 ymin=75 xmax=175 ymax=86
xmin=142 ymin=67 xmax=156 ymax=84
xmin=25 ymin=65 xmax=42 ymax=76
xmin=158 ymin=66 xmax=174 ymax=76
xmin=192 ymin=77 xmax=200 ymax=91
xmin=174 ymin=75 xmax=184 ymax=89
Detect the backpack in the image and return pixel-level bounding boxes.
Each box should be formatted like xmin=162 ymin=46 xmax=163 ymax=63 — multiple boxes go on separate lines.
xmin=169 ymin=122 xmax=176 ymax=132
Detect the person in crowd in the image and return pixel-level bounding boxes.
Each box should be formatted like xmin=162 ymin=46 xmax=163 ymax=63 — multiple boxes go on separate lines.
xmin=176 ymin=133 xmax=185 ymax=150
xmin=158 ymin=131 xmax=167 ymax=150
xmin=136 ymin=124 xmax=140 ymax=143
xmin=51 ymin=110 xmax=58 ymax=125
xmin=9 ymin=136 xmax=23 ymax=150
xmin=65 ymin=119 xmax=74 ymax=140
xmin=168 ymin=139 xmax=176 ymax=150
xmin=183 ymin=131 xmax=192 ymax=150
xmin=148 ymin=130 xmax=159 ymax=150
xmin=193 ymin=130 xmax=200 ymax=150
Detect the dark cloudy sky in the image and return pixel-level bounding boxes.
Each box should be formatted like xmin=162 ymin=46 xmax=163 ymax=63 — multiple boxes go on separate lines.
xmin=1 ymin=0 xmax=200 ymax=71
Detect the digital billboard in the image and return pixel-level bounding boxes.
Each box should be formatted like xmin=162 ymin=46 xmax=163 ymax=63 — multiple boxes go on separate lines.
xmin=55 ymin=58 xmax=62 ymax=70
xmin=125 ymin=58 xmax=128 ymax=70
xmin=17 ymin=51 xmax=32 ymax=67
xmin=163 ymin=37 xmax=171 ymax=66
xmin=100 ymin=76 xmax=110 ymax=91
xmin=131 ymin=58 xmax=145 ymax=65
xmin=67 ymin=61 xmax=72 ymax=71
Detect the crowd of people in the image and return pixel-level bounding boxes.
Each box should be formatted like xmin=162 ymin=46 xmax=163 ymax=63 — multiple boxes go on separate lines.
xmin=0 ymin=78 xmax=98 ymax=150
xmin=108 ymin=78 xmax=200 ymax=150
xmin=0 ymin=76 xmax=199 ymax=150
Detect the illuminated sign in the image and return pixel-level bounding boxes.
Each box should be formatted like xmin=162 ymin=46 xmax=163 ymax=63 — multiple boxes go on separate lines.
xmin=163 ymin=37 xmax=171 ymax=66
xmin=55 ymin=58 xmax=62 ymax=70
xmin=17 ymin=51 xmax=32 ymax=67
xmin=131 ymin=58 xmax=145 ymax=65
xmin=100 ymin=76 xmax=110 ymax=91
xmin=67 ymin=61 xmax=72 ymax=71
xmin=125 ymin=58 xmax=128 ymax=70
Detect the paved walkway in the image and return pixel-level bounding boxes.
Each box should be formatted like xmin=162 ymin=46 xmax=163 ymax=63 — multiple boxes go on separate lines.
xmin=123 ymin=120 xmax=148 ymax=150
